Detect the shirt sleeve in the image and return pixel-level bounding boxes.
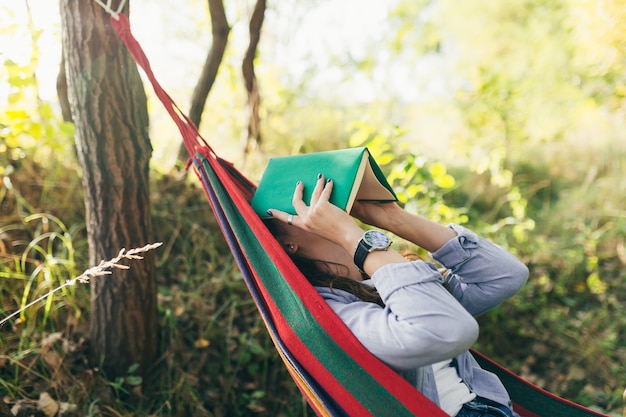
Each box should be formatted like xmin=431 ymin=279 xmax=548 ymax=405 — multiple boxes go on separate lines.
xmin=430 ymin=224 xmax=529 ymax=316
xmin=320 ymin=225 xmax=528 ymax=370
xmin=324 ymin=260 xmax=480 ymax=370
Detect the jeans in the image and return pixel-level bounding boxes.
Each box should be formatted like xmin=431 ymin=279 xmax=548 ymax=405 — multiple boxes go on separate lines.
xmin=456 ymin=397 xmax=516 ymax=417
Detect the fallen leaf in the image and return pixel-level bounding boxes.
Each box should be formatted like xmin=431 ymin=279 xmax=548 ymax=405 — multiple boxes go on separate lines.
xmin=59 ymin=401 xmax=78 ymax=414
xmin=174 ymin=305 xmax=186 ymax=317
xmin=42 ymin=347 xmax=63 ymax=369
xmin=37 ymin=392 xmax=59 ymax=417
xmin=0 ymin=398 xmax=12 ymax=417
xmin=41 ymin=332 xmax=63 ymax=348
xmin=194 ymin=338 xmax=210 ymax=349
xmin=247 ymin=403 xmax=267 ymax=413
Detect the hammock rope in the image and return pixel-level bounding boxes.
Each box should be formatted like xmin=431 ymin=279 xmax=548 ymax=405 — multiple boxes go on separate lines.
xmin=93 ymin=5 xmax=610 ymax=417
xmin=93 ymin=0 xmax=127 ymax=20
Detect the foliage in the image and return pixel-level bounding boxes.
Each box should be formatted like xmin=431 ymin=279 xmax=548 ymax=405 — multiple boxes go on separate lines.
xmin=0 ymin=16 xmax=75 ymax=177
xmin=1 ymin=14 xmax=303 ymax=412
xmin=1 ymin=161 xmax=307 ymax=416
xmin=2 ymin=0 xmax=626 ymax=415
xmin=346 ymin=119 xmax=467 ymax=256
xmin=450 ymin=148 xmax=626 ymax=413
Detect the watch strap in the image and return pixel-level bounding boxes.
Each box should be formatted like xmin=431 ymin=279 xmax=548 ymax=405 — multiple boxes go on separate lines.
xmin=353 ymin=240 xmax=371 ymax=273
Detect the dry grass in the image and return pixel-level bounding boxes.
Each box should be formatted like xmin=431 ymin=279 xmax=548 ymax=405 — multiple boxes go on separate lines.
xmin=0 ymin=161 xmax=308 ymax=416
xmin=0 ymin=243 xmax=162 ymax=328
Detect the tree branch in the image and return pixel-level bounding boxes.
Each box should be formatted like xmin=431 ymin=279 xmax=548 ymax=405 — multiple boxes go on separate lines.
xmin=241 ymin=0 xmax=266 ymax=154
xmin=176 ymin=0 xmax=230 ymax=166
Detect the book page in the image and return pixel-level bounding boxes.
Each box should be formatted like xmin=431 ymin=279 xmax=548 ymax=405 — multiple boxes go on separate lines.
xmin=356 ymin=158 xmax=396 ymax=201
xmin=345 ymin=151 xmax=370 ymax=212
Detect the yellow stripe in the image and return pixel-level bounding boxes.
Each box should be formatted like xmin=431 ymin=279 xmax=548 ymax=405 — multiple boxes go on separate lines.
xmin=265 ymin=322 xmax=333 ymax=417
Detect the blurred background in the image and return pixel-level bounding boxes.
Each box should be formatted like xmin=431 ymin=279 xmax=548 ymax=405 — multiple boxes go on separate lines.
xmin=1 ymin=0 xmax=625 ymax=416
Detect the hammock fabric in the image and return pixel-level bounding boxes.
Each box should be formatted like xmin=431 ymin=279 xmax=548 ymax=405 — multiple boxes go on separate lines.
xmin=108 ymin=12 xmax=609 ymax=417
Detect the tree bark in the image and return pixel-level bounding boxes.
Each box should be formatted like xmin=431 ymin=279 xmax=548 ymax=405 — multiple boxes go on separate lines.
xmin=242 ymin=0 xmax=266 ymax=154
xmin=59 ymin=0 xmax=157 ymax=379
xmin=176 ymin=0 xmax=230 ymax=166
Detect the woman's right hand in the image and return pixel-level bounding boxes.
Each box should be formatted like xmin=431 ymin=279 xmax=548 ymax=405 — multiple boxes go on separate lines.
xmin=268 ymin=174 xmax=364 ymax=250
xmin=268 ymin=174 xmax=410 ymax=276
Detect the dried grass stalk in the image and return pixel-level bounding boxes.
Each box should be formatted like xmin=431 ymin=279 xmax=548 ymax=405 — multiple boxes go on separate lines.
xmin=0 ymin=242 xmax=163 ymax=327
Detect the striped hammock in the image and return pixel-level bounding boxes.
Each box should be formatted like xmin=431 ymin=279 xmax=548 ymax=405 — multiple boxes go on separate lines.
xmin=107 ymin=12 xmax=609 ymax=417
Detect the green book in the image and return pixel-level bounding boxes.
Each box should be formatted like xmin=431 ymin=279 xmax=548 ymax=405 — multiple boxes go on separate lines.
xmin=251 ymin=147 xmax=397 ymax=218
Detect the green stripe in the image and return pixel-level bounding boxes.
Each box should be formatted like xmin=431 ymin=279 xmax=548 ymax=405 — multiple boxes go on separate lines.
xmin=474 ymin=354 xmax=601 ymax=417
xmin=202 ymin=157 xmax=416 ymax=416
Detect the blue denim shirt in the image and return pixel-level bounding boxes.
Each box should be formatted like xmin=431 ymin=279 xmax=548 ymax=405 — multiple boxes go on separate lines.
xmin=316 ymin=224 xmax=528 ymax=413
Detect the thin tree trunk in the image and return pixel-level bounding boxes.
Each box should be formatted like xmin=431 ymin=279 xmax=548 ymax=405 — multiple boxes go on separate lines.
xmin=176 ymin=0 xmax=230 ymax=166
xmin=56 ymin=54 xmax=72 ymax=123
xmin=59 ymin=0 xmax=157 ymax=379
xmin=242 ymin=0 xmax=266 ymax=154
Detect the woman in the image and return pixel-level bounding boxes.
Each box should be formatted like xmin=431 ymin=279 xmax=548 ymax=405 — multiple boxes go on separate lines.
xmin=265 ymin=173 xmax=529 ymax=417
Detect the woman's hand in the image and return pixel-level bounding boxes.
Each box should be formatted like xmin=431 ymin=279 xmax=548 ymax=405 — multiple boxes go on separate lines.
xmin=350 ymin=201 xmax=405 ymax=231
xmin=268 ymin=174 xmax=410 ymax=277
xmin=267 ymin=174 xmax=364 ymax=250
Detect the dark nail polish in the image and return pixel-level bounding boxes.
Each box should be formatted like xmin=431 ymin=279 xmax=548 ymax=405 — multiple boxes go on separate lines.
xmin=266 ymin=210 xmax=273 ymax=217
xmin=326 ymin=178 xmax=332 ymax=183
xmin=317 ymin=173 xmax=323 ymax=179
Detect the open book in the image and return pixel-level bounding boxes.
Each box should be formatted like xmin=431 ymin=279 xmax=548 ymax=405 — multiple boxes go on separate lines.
xmin=251 ymin=147 xmax=397 ymax=218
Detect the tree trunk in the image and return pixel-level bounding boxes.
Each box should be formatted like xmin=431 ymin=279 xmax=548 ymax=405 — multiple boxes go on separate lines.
xmin=242 ymin=0 xmax=266 ymax=154
xmin=59 ymin=0 xmax=158 ymax=379
xmin=175 ymin=0 xmax=230 ymax=166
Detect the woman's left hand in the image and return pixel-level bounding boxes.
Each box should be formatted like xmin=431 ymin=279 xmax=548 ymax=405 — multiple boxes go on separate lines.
xmin=350 ymin=201 xmax=405 ymax=231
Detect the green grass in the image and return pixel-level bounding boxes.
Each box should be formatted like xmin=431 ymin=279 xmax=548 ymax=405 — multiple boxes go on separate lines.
xmin=0 ymin=158 xmax=308 ymax=416
xmin=1 ymin=145 xmax=625 ymax=416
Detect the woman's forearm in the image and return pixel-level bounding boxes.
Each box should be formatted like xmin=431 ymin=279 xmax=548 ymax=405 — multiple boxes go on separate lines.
xmin=384 ymin=209 xmax=457 ymax=253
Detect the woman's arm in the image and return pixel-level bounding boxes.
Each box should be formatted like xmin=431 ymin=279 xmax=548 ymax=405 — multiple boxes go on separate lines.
xmin=351 ymin=202 xmax=457 ymax=252
xmin=271 ymin=177 xmax=528 ymax=317
xmin=431 ymin=225 xmax=529 ymax=316
xmin=320 ymin=261 xmax=480 ymax=370
xmin=352 ymin=202 xmax=529 ymax=316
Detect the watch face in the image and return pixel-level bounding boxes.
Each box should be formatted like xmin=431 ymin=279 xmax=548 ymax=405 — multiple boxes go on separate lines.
xmin=363 ymin=230 xmax=389 ymax=249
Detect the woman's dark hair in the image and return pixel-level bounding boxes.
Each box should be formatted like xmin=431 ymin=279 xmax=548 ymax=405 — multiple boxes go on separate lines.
xmin=291 ymin=255 xmax=384 ymax=307
xmin=265 ymin=219 xmax=384 ymax=307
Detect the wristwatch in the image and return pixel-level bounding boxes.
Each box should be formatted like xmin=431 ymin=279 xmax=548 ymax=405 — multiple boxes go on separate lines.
xmin=354 ymin=230 xmax=392 ymax=273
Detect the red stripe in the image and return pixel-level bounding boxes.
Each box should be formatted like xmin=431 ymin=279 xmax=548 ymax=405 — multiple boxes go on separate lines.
xmin=110 ymin=14 xmax=209 ymax=159
xmin=254 ymin=268 xmax=377 ymax=417
xmin=471 ymin=351 xmax=609 ymax=417
xmin=512 ymin=403 xmax=542 ymax=417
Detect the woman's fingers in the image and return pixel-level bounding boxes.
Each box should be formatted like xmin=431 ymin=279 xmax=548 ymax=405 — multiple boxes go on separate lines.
xmin=292 ymin=174 xmax=332 ymax=213
xmin=282 ymin=174 xmax=336 ymax=231
xmin=352 ymin=201 xmax=401 ymax=229
xmin=266 ymin=208 xmax=297 ymax=225
xmin=291 ymin=180 xmax=306 ymax=212
xmin=269 ymin=175 xmax=361 ymax=247
xmin=310 ymin=175 xmax=333 ymax=208
xmin=309 ymin=174 xmax=325 ymax=205
xmin=320 ymin=178 xmax=333 ymax=202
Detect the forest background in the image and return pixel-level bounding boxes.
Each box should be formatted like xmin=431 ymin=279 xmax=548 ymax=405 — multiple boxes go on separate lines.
xmin=1 ymin=0 xmax=625 ymax=416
